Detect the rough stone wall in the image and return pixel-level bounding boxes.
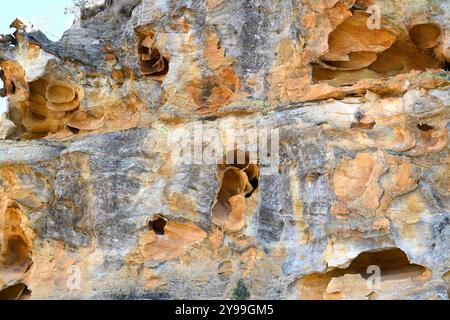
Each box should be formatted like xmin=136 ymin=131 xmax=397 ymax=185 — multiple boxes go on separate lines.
xmin=0 ymin=0 xmax=449 ymax=300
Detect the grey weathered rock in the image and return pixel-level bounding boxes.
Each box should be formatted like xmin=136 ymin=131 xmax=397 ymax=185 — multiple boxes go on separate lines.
xmin=0 ymin=0 xmax=448 ymax=300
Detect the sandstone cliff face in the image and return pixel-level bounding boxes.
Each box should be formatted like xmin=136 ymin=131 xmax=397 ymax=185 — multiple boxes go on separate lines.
xmin=0 ymin=0 xmax=449 ymax=300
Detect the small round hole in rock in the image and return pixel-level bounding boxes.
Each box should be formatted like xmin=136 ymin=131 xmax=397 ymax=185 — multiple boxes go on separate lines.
xmin=148 ymin=216 xmax=167 ymax=235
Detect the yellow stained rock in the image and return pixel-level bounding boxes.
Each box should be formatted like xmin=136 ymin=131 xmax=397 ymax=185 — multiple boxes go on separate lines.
xmin=332 ymin=152 xmax=385 ymax=210
xmin=139 ymin=221 xmax=207 ymax=263
xmin=322 ymin=12 xmax=396 ymax=62
xmin=45 ymin=82 xmax=76 ymax=104
xmin=409 ymin=23 xmax=442 ymax=49
xmin=67 ymin=109 xmax=106 ymax=131
xmin=325 ymin=273 xmax=372 ymax=300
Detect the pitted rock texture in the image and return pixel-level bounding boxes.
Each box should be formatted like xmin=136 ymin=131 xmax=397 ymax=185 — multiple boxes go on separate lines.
xmin=0 ymin=0 xmax=449 ymax=300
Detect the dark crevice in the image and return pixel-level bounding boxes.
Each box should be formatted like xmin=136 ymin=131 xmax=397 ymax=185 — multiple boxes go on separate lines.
xmin=10 ymin=80 xmax=16 ymax=95
xmin=444 ymin=61 xmax=450 ymax=72
xmin=68 ymin=126 xmax=80 ymax=135
xmin=417 ymin=123 xmax=434 ymax=132
xmin=136 ymin=28 xmax=170 ymax=80
xmin=246 ymin=177 xmax=259 ymax=198
xmin=148 ymin=216 xmax=167 ymax=235
xmin=0 ymin=68 xmax=5 ymax=97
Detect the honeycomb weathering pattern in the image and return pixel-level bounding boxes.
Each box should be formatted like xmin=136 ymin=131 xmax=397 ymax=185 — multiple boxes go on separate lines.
xmin=0 ymin=0 xmax=449 ymax=300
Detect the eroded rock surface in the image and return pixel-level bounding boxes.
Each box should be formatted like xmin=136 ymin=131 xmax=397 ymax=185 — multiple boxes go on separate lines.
xmin=0 ymin=0 xmax=449 ymax=299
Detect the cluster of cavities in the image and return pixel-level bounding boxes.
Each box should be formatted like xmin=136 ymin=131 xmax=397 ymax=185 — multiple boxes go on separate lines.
xmin=211 ymin=150 xmax=259 ymax=233
xmin=313 ymin=10 xmax=444 ymax=84
xmin=10 ymin=77 xmax=108 ymax=139
xmin=136 ymin=27 xmax=170 ymax=81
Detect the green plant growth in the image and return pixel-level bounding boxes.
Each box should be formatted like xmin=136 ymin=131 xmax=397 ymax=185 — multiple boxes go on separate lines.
xmin=232 ymin=279 xmax=250 ymax=300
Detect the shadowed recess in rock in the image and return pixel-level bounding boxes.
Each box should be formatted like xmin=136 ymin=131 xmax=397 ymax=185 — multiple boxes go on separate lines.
xmin=211 ymin=150 xmax=259 ymax=232
xmin=148 ymin=215 xmax=167 ymax=236
xmin=0 ymin=60 xmax=27 ymax=100
xmin=0 ymin=207 xmax=33 ymax=277
xmin=409 ymin=23 xmax=442 ymax=49
xmin=0 ymin=283 xmax=31 ymax=300
xmin=294 ymin=248 xmax=431 ymax=300
xmin=313 ymin=11 xmax=443 ymax=85
xmin=7 ymin=76 xmax=85 ymax=139
xmin=5 ymin=72 xmax=143 ymax=139
xmin=135 ymin=26 xmax=170 ymax=81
